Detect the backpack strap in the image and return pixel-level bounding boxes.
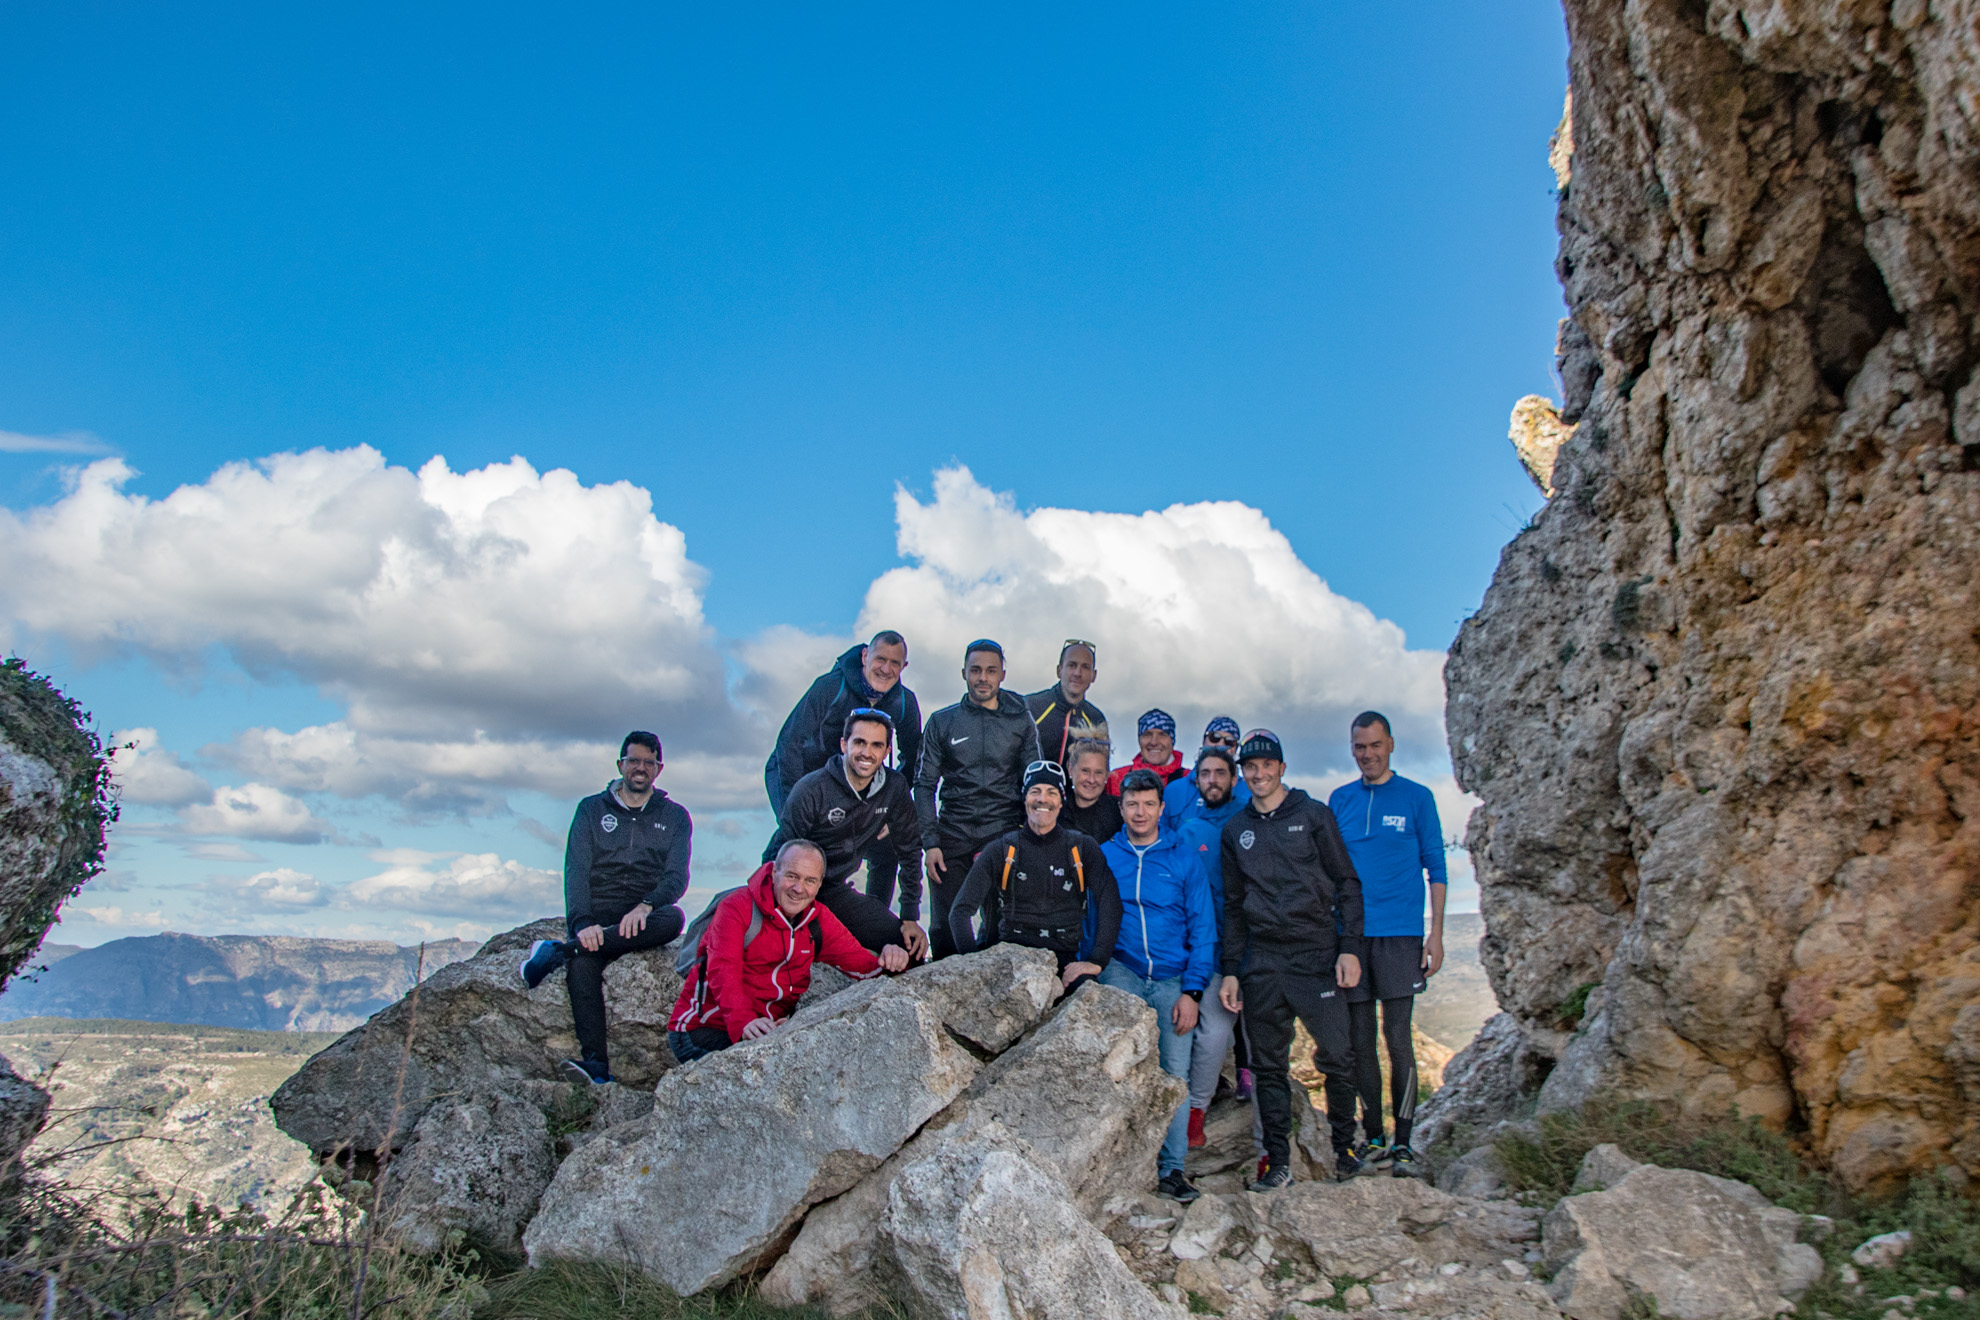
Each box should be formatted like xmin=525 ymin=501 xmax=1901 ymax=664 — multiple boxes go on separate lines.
xmin=999 ymin=845 xmax=1018 ymax=891
xmin=1071 ymin=844 xmax=1086 ymax=894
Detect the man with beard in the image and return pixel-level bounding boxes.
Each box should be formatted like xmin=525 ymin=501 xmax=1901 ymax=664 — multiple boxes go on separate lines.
xmin=765 ymin=630 xmax=920 ymax=911
xmin=1163 ymin=715 xmax=1250 ymax=829
xmin=1217 ymin=729 xmax=1365 ymax=1188
xmin=1026 ymin=640 xmax=1108 ymax=771
xmin=763 ymin=708 xmax=929 ymax=961
xmin=915 ymin=640 xmax=1042 ymax=958
xmin=1059 ymin=739 xmax=1123 ymax=843
xmin=949 ymin=760 xmax=1121 ymax=991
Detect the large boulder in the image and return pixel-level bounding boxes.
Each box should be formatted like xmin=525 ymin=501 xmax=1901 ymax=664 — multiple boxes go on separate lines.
xmin=1414 ymin=1012 xmax=1554 ymax=1153
xmin=0 ymin=660 xmax=115 ymax=1167
xmin=1449 ymin=0 xmax=1980 ymax=1190
xmin=1268 ymin=1176 xmax=1466 ymax=1278
xmin=377 ymin=1088 xmax=558 ymax=1255
xmin=1542 ymin=1155 xmax=1823 ymax=1320
xmin=877 ymin=1132 xmax=1181 ymax=1320
xmin=521 ymin=946 xmax=1060 ymax=1295
xmin=760 ymin=980 xmax=1183 ymax=1312
xmin=272 ymin=918 xmax=684 ymax=1158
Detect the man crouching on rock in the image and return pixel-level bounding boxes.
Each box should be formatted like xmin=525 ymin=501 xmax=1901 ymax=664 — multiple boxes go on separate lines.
xmin=520 ymin=731 xmax=692 ymax=1085
xmin=666 ymin=841 xmax=910 ymax=1063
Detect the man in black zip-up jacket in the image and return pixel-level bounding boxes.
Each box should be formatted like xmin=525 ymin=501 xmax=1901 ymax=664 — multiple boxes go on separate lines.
xmin=518 ymin=731 xmax=693 ymax=1085
xmin=762 ymin=711 xmax=928 ymax=959
xmin=1025 ymin=640 xmax=1108 ymax=770
xmin=1216 ymin=729 xmax=1366 ymax=1188
xmin=949 ymin=761 xmax=1121 ymax=987
xmin=765 ymin=632 xmax=922 ymax=911
xmin=915 ymin=639 xmax=1043 ymax=957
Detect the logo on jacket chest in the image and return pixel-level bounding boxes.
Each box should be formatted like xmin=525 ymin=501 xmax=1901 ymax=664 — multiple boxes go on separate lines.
xmin=1238 ymin=829 xmax=1256 ymax=850
xmin=601 ymin=814 xmax=618 ymax=834
xmin=827 ymin=807 xmax=847 ymax=825
xmin=1287 ymin=824 xmax=1305 ymax=833
xmin=1383 ymin=814 xmax=1407 ymax=832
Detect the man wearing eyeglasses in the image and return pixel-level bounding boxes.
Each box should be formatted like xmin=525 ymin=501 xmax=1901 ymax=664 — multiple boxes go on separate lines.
xmin=916 ymin=639 xmax=1043 ymax=958
xmin=763 ymin=708 xmax=929 ymax=961
xmin=520 ymin=731 xmax=692 ymax=1085
xmin=765 ymin=630 xmax=922 ymax=913
xmin=1026 ymin=640 xmax=1108 ymax=772
xmin=1162 ymin=716 xmax=1251 ymax=830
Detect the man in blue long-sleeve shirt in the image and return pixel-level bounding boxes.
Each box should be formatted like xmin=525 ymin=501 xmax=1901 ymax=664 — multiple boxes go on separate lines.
xmin=1326 ymin=711 xmax=1446 ymax=1175
xmin=519 ymin=731 xmax=692 ymax=1083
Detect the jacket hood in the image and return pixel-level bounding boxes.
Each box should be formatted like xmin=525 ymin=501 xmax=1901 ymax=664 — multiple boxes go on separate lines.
xmin=835 ymin=644 xmax=877 ymax=698
xmin=828 ymin=753 xmax=887 ymax=798
xmin=746 ymin=860 xmax=814 ymax=929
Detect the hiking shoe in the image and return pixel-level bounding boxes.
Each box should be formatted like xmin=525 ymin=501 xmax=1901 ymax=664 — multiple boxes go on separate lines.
xmin=1333 ymin=1149 xmax=1365 ymax=1181
xmin=520 ymin=939 xmax=568 ymax=989
xmin=1257 ymin=1156 xmax=1271 ymax=1181
xmin=1389 ymin=1145 xmax=1422 ymax=1177
xmin=1187 ymin=1107 xmax=1207 ymax=1149
xmin=1250 ymin=1164 xmax=1294 ymax=1192
xmin=1158 ymin=1170 xmax=1203 ymax=1204
xmin=558 ymin=1058 xmax=612 ymax=1085
xmin=1355 ymin=1134 xmax=1392 ymax=1166
xmin=1234 ymin=1067 xmax=1255 ymax=1100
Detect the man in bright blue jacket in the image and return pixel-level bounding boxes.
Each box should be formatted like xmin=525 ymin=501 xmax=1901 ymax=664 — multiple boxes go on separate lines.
xmin=1099 ymin=767 xmax=1218 ymax=1204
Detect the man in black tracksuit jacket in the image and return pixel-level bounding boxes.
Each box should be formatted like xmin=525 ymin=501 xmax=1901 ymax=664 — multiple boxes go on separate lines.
xmin=1218 ymin=730 xmax=1366 ymax=1187
xmin=949 ymin=761 xmax=1121 ymax=986
xmin=762 ymin=710 xmax=927 ymax=958
xmin=1025 ymin=640 xmax=1108 ymax=771
xmin=916 ymin=639 xmax=1043 ymax=958
xmin=764 ymin=632 xmax=922 ymax=909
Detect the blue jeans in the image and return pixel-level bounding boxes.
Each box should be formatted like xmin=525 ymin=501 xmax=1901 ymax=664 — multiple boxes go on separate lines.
xmin=1098 ymin=961 xmax=1193 ymax=1176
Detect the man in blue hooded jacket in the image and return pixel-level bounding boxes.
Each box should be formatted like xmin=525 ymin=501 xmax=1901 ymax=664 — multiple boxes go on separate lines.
xmin=1162 ymin=715 xmax=1250 ymax=829
xmin=1176 ymin=745 xmax=1255 ymax=1143
xmin=1099 ymin=768 xmax=1218 ymax=1203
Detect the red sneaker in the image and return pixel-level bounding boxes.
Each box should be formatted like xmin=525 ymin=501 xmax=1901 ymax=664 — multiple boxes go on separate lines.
xmin=1187 ymin=1107 xmax=1207 ymax=1149
xmin=1257 ymin=1156 xmax=1270 ymax=1180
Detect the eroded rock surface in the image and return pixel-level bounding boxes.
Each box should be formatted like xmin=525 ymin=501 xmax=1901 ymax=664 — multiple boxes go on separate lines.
xmin=1448 ymin=0 xmax=1980 ymax=1188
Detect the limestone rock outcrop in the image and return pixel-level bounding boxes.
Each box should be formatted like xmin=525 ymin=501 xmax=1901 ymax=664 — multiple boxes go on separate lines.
xmin=0 ymin=660 xmax=114 ymax=1167
xmin=271 ymin=919 xmax=684 ymax=1158
xmin=521 ymin=946 xmax=1062 ymax=1295
xmin=1543 ymin=1149 xmax=1823 ymax=1320
xmin=1448 ymin=0 xmax=1980 ymax=1188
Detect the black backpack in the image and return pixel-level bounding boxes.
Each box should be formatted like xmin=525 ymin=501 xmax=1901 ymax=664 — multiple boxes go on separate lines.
xmin=674 ymin=888 xmax=821 ymax=977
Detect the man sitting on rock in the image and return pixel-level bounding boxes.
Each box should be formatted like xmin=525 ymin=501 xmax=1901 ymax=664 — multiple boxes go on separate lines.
xmin=1098 ymin=767 xmax=1218 ymax=1204
xmin=948 ymin=760 xmax=1121 ymax=992
xmin=762 ymin=708 xmax=929 ymax=961
xmin=667 ymin=841 xmax=910 ymax=1063
xmin=520 ymin=731 xmax=693 ymax=1085
xmin=1217 ymin=729 xmax=1365 ymax=1189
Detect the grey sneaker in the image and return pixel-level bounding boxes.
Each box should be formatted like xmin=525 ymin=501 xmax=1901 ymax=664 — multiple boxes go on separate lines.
xmin=558 ymin=1058 xmax=611 ymax=1085
xmin=1250 ymin=1164 xmax=1294 ymax=1192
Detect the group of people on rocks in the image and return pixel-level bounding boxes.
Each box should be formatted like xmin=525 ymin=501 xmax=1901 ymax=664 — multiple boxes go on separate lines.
xmin=518 ymin=633 xmax=1448 ymax=1201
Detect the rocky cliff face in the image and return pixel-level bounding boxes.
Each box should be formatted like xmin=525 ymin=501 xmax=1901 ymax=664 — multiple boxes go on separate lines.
xmin=1448 ymin=0 xmax=1980 ymax=1192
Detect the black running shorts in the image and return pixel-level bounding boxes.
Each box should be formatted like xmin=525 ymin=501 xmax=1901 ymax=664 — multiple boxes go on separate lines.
xmin=1347 ymin=935 xmax=1427 ymax=1003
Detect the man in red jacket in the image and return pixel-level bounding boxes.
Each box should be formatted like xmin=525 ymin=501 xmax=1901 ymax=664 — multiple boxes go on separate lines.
xmin=667 ymin=840 xmax=909 ymax=1062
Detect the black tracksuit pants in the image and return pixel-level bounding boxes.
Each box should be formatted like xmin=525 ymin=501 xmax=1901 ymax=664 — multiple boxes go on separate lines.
xmin=564 ymin=901 xmax=687 ymax=1071
xmin=927 ymin=839 xmax=999 ymax=960
xmin=1242 ymin=963 xmax=1358 ymax=1169
xmin=1350 ymin=996 xmax=1420 ymax=1146
xmin=860 ymin=838 xmax=904 ymax=910
xmin=815 ymin=879 xmax=908 ymax=954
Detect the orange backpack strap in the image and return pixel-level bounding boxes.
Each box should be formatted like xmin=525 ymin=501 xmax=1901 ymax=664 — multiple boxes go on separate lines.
xmin=1071 ymin=844 xmax=1086 ymax=893
xmin=999 ymin=845 xmax=1017 ymax=890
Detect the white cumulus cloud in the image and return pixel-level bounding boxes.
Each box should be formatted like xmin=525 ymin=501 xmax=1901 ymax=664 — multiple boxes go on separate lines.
xmin=181 ymin=782 xmax=336 ymax=844
xmin=106 ymin=727 xmax=212 ymax=807
xmin=847 ymin=467 xmax=1448 ymax=765
xmin=219 ymin=867 xmax=329 ymax=908
xmin=348 ymin=851 xmax=559 ymax=917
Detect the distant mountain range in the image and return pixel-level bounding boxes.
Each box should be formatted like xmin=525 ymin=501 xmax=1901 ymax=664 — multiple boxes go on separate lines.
xmin=0 ymin=933 xmax=480 ymax=1032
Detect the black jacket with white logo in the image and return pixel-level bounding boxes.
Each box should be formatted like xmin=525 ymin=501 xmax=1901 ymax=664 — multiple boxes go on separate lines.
xmin=762 ymin=755 xmax=924 ymax=921
xmin=948 ymin=823 xmax=1121 ymax=964
xmin=914 ymin=691 xmax=1043 ymax=851
xmin=563 ymin=784 xmax=692 ymax=933
xmin=1219 ymin=788 xmax=1364 ymax=975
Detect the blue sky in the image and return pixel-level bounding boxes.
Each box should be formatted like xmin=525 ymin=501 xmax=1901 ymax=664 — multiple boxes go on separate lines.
xmin=0 ymin=3 xmax=1567 ymax=945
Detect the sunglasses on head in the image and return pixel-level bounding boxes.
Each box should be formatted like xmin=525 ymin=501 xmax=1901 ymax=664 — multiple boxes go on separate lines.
xmin=1060 ymin=639 xmax=1097 ymax=657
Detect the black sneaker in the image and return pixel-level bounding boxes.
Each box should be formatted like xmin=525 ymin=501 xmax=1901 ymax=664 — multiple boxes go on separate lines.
xmin=520 ymin=939 xmax=568 ymax=989
xmin=1354 ymin=1134 xmax=1392 ymax=1166
xmin=558 ymin=1058 xmax=611 ymax=1085
xmin=1157 ymin=1170 xmax=1202 ymax=1204
xmin=1389 ymin=1145 xmax=1422 ymax=1177
xmin=1333 ymin=1149 xmax=1365 ymax=1181
xmin=1250 ymin=1164 xmax=1294 ymax=1192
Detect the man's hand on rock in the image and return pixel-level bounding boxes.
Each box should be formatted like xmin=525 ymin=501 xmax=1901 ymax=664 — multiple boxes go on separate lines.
xmin=742 ymin=1016 xmax=779 ymax=1040
xmin=1335 ymin=953 xmax=1362 ymax=989
xmin=576 ymin=924 xmax=606 ymax=952
xmin=1171 ymin=994 xmax=1200 ymax=1034
xmin=1061 ymin=960 xmax=1101 ymax=989
xmin=618 ymin=903 xmax=653 ymax=940
xmin=1218 ymin=975 xmax=1243 ymax=1014
xmin=899 ymin=921 xmax=929 ymax=961
xmin=879 ymin=944 xmax=910 ymax=973
xmin=924 ymin=848 xmax=946 ymax=883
